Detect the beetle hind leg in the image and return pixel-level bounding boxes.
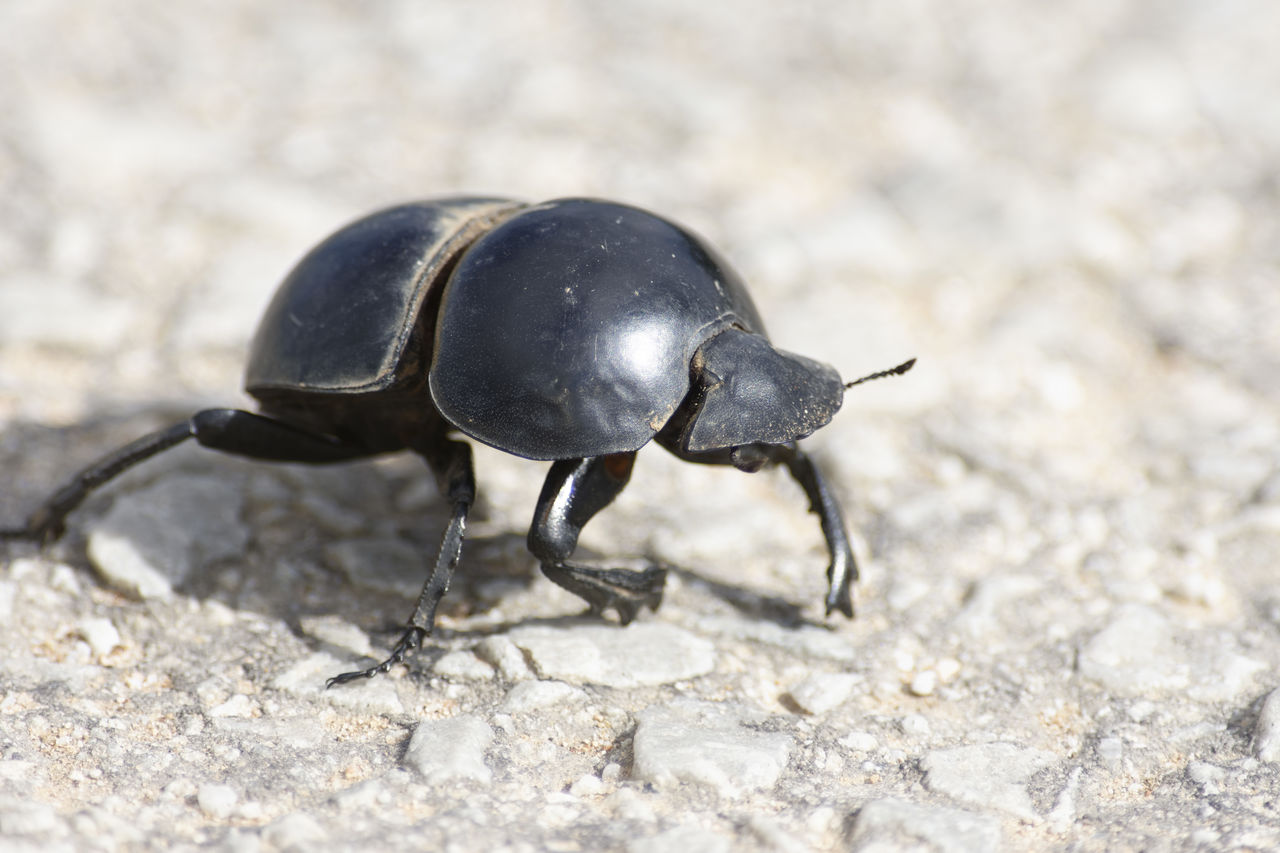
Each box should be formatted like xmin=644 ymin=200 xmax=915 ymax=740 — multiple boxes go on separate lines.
xmin=528 ymin=453 xmax=667 ymax=623
xmin=327 ymin=436 xmax=475 ymax=687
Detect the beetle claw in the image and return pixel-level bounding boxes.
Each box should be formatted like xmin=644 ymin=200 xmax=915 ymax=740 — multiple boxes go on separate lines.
xmin=325 ymin=626 xmax=427 ymax=688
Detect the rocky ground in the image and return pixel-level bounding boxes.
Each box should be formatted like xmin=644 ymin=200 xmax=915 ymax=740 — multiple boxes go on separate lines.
xmin=2 ymin=1 xmax=1279 ymax=850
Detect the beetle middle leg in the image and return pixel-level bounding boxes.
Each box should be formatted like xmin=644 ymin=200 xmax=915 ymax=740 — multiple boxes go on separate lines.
xmin=776 ymin=445 xmax=858 ymax=618
xmin=528 ymin=452 xmax=667 ymax=624
xmin=326 ymin=434 xmax=475 ymax=687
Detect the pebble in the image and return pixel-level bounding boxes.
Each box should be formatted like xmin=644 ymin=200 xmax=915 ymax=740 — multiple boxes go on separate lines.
xmin=86 ymin=476 xmax=249 ymax=599
xmin=499 ymin=679 xmax=587 ymax=714
xmin=840 ymin=731 xmax=879 ymax=752
xmin=432 ymin=649 xmax=496 ymax=682
xmin=297 ymin=615 xmax=375 ymax=658
xmin=909 ymin=670 xmax=939 ymax=696
xmin=209 ymin=694 xmax=256 ymax=718
xmin=261 ymin=813 xmax=325 ymax=850
xmin=474 ymin=635 xmax=534 ymax=681
xmin=76 ymin=617 xmax=121 ymax=658
xmin=849 ymin=798 xmax=1002 ymax=853
xmin=630 ymin=700 xmax=792 ymax=798
xmin=197 ymin=783 xmax=238 ymax=820
xmin=1078 ymin=604 xmax=1265 ymax=701
xmin=508 ymin=623 xmax=716 ymax=687
xmin=1077 ymin=605 xmax=1188 ymax=696
xmin=786 ymin=672 xmax=860 ymax=714
xmin=403 ymin=715 xmax=493 ymax=785
xmin=1252 ymin=688 xmax=1280 ymax=762
xmin=920 ymin=743 xmax=1057 ymax=821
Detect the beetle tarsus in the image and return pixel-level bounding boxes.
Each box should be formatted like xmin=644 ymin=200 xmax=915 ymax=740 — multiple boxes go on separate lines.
xmin=325 ymin=626 xmax=427 ymax=688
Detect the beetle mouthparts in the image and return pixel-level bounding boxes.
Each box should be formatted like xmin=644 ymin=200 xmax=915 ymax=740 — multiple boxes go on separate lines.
xmin=843 ymin=358 xmax=916 ymax=389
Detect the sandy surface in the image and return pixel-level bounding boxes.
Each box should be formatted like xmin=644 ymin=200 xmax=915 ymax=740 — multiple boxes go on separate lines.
xmin=2 ymin=1 xmax=1279 ymax=850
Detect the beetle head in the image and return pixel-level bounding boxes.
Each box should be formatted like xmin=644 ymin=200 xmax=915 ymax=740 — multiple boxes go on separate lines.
xmin=661 ymin=328 xmax=845 ymax=470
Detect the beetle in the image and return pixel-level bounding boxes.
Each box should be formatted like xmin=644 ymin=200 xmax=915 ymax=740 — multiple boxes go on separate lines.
xmin=2 ymin=197 xmax=913 ymax=686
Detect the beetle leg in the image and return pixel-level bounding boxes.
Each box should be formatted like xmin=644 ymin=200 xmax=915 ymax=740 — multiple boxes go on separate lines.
xmin=527 ymin=453 xmax=667 ymax=624
xmin=778 ymin=446 xmax=858 ymax=618
xmin=1 ymin=409 xmax=371 ymax=545
xmin=327 ymin=436 xmax=475 ymax=687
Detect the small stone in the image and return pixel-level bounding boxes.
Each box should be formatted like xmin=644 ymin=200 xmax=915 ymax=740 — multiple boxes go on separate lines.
xmin=86 ymin=476 xmax=249 ymax=600
xmin=298 ymin=615 xmax=375 ymax=658
xmin=787 ymin=673 xmax=860 ymax=714
xmin=403 ymin=715 xmax=493 ymax=785
xmin=631 ymin=699 xmax=792 ymax=798
xmin=262 ymin=813 xmax=325 ymax=850
xmin=1187 ymin=761 xmax=1226 ymax=795
xmin=197 ymin=783 xmax=237 ymax=820
xmin=1253 ymin=687 xmax=1280 ymax=762
xmin=1077 ymin=605 xmax=1188 ymax=696
xmin=920 ymin=743 xmax=1057 ymax=820
xmin=509 ymin=623 xmax=716 ymax=687
xmin=900 ymin=714 xmax=931 ymax=737
xmin=77 ymin=617 xmax=121 ymax=658
xmin=909 ymin=670 xmax=939 ymax=696
xmin=840 ymin=731 xmax=878 ymax=752
xmin=499 ymin=679 xmax=587 ymax=714
xmin=850 ymin=798 xmax=1002 ymax=853
xmin=1096 ymin=737 xmax=1123 ymax=766
xmin=432 ymin=649 xmax=496 ymax=681
xmin=209 ymin=694 xmax=256 ymax=718
xmin=474 ymin=635 xmax=534 ymax=681
xmin=569 ymin=774 xmax=604 ymax=797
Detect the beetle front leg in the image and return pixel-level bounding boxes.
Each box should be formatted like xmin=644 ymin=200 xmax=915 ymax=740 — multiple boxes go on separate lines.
xmin=326 ymin=437 xmax=475 ymax=687
xmin=779 ymin=446 xmax=858 ymax=618
xmin=528 ymin=453 xmax=666 ymax=624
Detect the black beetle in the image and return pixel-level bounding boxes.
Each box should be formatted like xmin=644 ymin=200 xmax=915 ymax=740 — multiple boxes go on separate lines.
xmin=2 ymin=197 xmax=913 ymax=686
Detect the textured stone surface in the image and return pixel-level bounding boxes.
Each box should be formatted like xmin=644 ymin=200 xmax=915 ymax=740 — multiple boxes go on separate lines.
xmin=3 ymin=1 xmax=1280 ymax=850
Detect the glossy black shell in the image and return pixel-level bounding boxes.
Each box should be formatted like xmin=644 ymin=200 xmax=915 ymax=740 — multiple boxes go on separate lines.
xmin=245 ymin=197 xmax=520 ymax=396
xmin=245 ymin=197 xmax=772 ymax=460
xmin=429 ymin=199 xmax=766 ymax=459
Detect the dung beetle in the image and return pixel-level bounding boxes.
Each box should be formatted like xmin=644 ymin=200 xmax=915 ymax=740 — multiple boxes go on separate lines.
xmin=2 ymin=197 xmax=913 ymax=686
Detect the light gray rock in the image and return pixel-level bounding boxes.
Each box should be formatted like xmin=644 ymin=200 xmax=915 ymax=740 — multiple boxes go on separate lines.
xmin=631 ymin=700 xmax=792 ymax=798
xmin=849 ymin=798 xmax=1002 ymax=853
xmin=197 ymin=783 xmax=237 ymax=820
xmin=786 ymin=672 xmax=861 ymax=714
xmin=499 ymin=679 xmax=587 ymax=714
xmin=432 ymin=649 xmax=496 ymax=682
xmin=508 ymin=623 xmax=715 ymax=687
xmin=474 ymin=635 xmax=534 ymax=681
xmin=1254 ymin=688 xmax=1280 ymax=762
xmin=261 ymin=813 xmax=326 ymax=850
xmin=403 ymin=715 xmax=493 ymax=785
xmin=76 ymin=616 xmax=121 ymax=658
xmin=920 ymin=743 xmax=1057 ymax=821
xmin=86 ymin=476 xmax=249 ymax=599
xmin=1078 ymin=604 xmax=1265 ymax=701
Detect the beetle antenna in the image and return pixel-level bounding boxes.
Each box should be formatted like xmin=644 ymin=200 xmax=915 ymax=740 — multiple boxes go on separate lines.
xmin=844 ymin=358 xmax=916 ymax=389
